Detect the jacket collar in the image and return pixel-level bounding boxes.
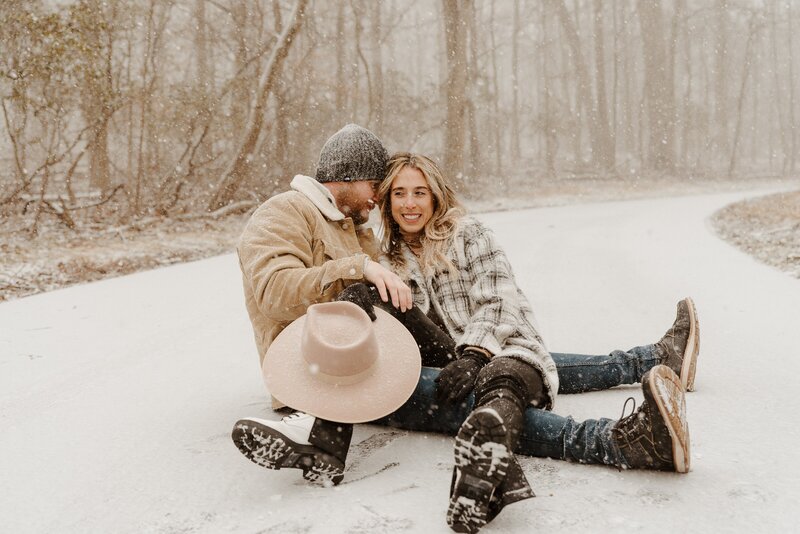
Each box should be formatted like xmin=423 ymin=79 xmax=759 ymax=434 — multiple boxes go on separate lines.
xmin=290 ymin=174 xmax=345 ymax=221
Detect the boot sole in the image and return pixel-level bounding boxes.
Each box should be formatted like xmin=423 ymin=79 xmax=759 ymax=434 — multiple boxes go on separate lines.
xmin=231 ymin=418 xmax=344 ymax=486
xmin=681 ymin=297 xmax=700 ymax=392
xmin=447 ymin=408 xmax=511 ymax=533
xmin=648 ymin=366 xmax=691 ymax=473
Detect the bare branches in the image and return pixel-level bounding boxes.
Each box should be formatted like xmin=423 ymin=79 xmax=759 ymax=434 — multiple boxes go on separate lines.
xmin=208 ymin=0 xmax=309 ymax=211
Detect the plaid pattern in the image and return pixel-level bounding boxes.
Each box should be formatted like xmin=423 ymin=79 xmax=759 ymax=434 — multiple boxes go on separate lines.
xmin=385 ymin=217 xmax=559 ymax=408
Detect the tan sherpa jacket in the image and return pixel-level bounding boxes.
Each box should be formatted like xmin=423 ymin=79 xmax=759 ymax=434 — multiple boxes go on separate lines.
xmin=238 ymin=175 xmax=379 ymax=406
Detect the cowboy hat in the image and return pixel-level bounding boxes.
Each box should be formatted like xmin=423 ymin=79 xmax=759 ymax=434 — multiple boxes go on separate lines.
xmin=263 ymin=301 xmax=422 ymax=423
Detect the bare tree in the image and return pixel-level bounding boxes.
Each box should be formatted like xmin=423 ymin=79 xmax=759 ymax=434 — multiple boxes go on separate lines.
xmin=638 ymin=0 xmax=676 ymax=172
xmin=441 ymin=0 xmax=468 ymax=180
xmin=728 ymin=12 xmax=761 ymax=177
xmin=551 ymin=0 xmax=614 ymax=170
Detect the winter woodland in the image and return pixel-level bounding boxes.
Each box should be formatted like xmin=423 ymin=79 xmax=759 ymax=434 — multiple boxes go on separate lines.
xmin=2 ymin=0 xmax=799 ymax=235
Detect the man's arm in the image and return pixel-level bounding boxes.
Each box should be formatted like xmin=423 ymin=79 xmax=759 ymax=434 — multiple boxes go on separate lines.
xmin=238 ymin=197 xmax=367 ymax=323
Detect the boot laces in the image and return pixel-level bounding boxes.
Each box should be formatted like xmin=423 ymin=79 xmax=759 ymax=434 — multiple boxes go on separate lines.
xmin=615 ymin=397 xmax=648 ymax=438
xmin=619 ymin=397 xmax=636 ymax=420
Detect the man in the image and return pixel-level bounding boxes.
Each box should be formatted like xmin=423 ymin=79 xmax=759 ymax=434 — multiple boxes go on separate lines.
xmin=233 ymin=124 xmax=414 ymax=485
xmin=232 ymin=124 xmax=695 ymax=532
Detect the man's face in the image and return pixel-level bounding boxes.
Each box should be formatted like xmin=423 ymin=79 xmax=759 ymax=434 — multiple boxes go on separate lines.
xmin=335 ymin=180 xmax=380 ymax=225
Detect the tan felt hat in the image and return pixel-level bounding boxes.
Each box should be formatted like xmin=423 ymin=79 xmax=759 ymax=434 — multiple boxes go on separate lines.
xmin=262 ymin=301 xmax=422 ymax=423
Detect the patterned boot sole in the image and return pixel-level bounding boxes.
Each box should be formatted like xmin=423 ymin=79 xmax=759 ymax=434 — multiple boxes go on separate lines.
xmin=682 ymin=297 xmax=700 ymax=392
xmin=231 ymin=418 xmax=344 ymax=486
xmin=447 ymin=408 xmax=511 ymax=533
xmin=649 ymin=366 xmax=691 ymax=473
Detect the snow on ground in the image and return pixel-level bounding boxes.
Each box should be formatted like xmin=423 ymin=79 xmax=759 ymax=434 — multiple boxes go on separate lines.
xmin=2 ymin=189 xmax=799 ymax=533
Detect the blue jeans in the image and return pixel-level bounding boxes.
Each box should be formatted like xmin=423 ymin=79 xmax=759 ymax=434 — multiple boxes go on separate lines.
xmin=374 ymin=345 xmax=660 ymax=467
xmin=552 ymin=344 xmax=660 ymax=394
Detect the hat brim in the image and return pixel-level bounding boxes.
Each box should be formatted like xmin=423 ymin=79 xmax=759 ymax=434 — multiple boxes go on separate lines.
xmin=262 ymin=307 xmax=422 ymax=424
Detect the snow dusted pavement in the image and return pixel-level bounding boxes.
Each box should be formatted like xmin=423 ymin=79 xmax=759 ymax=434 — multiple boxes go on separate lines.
xmin=3 ymin=189 xmax=799 ymax=533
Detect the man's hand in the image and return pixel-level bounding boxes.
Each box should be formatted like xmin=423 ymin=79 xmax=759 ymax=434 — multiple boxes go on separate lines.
xmin=336 ymin=283 xmax=377 ymax=321
xmin=364 ymin=260 xmax=413 ymax=312
xmin=435 ymin=348 xmax=490 ymax=403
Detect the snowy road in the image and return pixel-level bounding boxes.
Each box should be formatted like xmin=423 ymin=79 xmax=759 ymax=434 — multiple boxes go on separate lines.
xmin=3 ymin=190 xmax=799 ymax=533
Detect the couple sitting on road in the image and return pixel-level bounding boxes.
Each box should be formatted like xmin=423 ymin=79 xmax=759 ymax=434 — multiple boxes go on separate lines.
xmin=230 ymin=124 xmax=699 ymax=533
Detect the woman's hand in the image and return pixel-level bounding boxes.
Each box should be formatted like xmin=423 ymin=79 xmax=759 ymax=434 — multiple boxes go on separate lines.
xmin=435 ymin=347 xmax=491 ymax=403
xmin=363 ymin=260 xmax=413 ymax=312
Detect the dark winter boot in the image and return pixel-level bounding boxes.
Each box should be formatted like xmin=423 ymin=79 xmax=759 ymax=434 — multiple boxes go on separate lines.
xmin=232 ymin=412 xmax=352 ymax=486
xmin=611 ymin=365 xmax=690 ymax=473
xmin=446 ymin=358 xmax=540 ymax=533
xmin=655 ymin=297 xmax=700 ymax=391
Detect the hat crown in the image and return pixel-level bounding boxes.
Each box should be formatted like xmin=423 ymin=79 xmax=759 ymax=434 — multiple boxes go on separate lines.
xmin=314 ymin=124 xmax=388 ymax=183
xmin=301 ymin=302 xmax=378 ymax=381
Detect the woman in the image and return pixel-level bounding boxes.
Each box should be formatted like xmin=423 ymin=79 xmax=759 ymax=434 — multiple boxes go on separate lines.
xmin=356 ymin=152 xmax=696 ymax=533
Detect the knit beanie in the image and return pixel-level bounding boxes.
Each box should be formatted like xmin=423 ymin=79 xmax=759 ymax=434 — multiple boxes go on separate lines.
xmin=315 ymin=124 xmax=389 ymax=183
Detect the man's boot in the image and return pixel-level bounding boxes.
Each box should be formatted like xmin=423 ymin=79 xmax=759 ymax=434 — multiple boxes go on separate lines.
xmin=612 ymin=365 xmax=690 ymax=473
xmin=232 ymin=412 xmax=352 ymax=486
xmin=655 ymin=297 xmax=700 ymax=391
xmin=447 ymin=358 xmax=539 ymax=533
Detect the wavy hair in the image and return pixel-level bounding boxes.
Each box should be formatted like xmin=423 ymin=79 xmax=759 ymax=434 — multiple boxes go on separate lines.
xmin=378 ymin=152 xmax=464 ymax=276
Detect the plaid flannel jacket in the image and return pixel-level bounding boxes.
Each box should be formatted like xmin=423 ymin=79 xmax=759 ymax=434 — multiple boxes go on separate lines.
xmin=384 ymin=217 xmax=559 ymax=408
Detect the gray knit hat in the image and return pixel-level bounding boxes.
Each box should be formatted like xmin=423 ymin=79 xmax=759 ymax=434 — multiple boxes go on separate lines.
xmin=315 ymin=124 xmax=388 ymax=183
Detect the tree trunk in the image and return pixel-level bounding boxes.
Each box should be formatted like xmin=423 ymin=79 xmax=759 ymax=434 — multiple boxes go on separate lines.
xmin=465 ymin=0 xmax=482 ymax=176
xmin=194 ymin=0 xmax=211 ymax=100
xmin=371 ymin=1 xmax=384 ymax=133
xmin=81 ymin=0 xmax=113 ymax=195
xmin=637 ymin=0 xmax=676 ymax=171
xmin=489 ymin=0 xmax=503 ymax=177
xmin=335 ymin=2 xmax=346 ymax=123
xmin=511 ymin=0 xmax=521 ymax=160
xmin=728 ymin=15 xmax=758 ymax=177
xmin=680 ymin=0 xmax=691 ymax=169
xmin=713 ymin=0 xmax=730 ymax=164
xmin=542 ymin=3 xmax=557 ymax=175
xmin=771 ymin=2 xmax=790 ymax=174
xmin=593 ymin=0 xmax=615 ymax=170
xmin=273 ymin=0 xmax=288 ymax=172
xmin=230 ymin=0 xmax=249 ymax=131
xmin=551 ymin=0 xmax=614 ymax=170
xmin=787 ymin=3 xmax=797 ymax=174
xmin=442 ymin=0 xmax=468 ymax=181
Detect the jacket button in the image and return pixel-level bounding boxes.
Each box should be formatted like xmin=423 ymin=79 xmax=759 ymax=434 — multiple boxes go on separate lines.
xmin=342 ymin=223 xmax=349 ymax=230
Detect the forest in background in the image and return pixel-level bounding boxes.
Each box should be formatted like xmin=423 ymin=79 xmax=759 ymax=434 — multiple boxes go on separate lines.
xmin=2 ymin=0 xmax=799 ymax=234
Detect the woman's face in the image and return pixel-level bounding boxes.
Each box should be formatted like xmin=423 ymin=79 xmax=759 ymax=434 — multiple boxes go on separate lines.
xmin=390 ymin=166 xmax=434 ymax=240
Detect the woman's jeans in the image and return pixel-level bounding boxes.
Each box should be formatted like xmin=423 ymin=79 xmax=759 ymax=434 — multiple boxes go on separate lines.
xmin=336 ymin=284 xmax=661 ymax=466
xmin=374 ymin=357 xmax=650 ymax=468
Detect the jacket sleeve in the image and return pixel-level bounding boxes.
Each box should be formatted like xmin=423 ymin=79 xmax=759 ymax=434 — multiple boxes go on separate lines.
xmin=455 ymin=222 xmax=536 ymax=355
xmin=238 ymin=198 xmax=368 ymax=323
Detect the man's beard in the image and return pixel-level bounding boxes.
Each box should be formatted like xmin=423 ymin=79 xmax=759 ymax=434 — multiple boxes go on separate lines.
xmin=351 ymin=209 xmax=371 ymax=225
xmin=341 ymin=204 xmax=369 ymax=225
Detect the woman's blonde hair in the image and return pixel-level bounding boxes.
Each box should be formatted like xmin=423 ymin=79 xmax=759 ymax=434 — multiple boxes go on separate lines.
xmin=378 ymin=152 xmax=464 ymax=276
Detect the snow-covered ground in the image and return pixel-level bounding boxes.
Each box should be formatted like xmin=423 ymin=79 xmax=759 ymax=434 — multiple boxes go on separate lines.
xmin=3 ymin=189 xmax=799 ymax=533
